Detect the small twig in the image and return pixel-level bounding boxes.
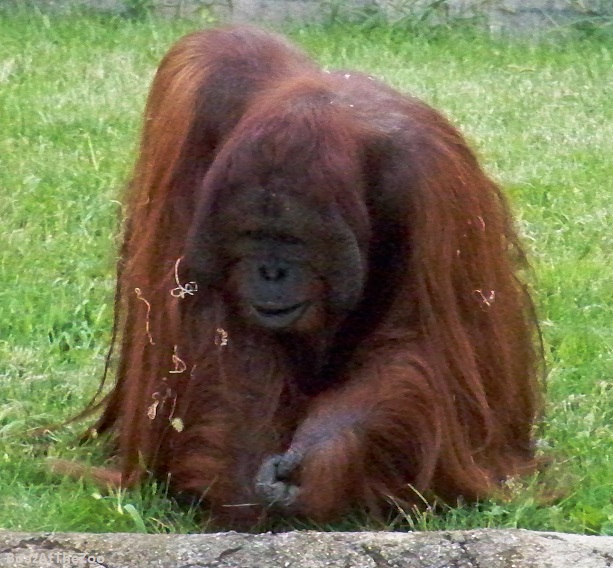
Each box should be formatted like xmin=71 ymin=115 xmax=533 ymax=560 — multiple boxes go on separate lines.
xmin=170 ymin=257 xmax=198 ymax=298
xmin=134 ymin=287 xmax=155 ymax=345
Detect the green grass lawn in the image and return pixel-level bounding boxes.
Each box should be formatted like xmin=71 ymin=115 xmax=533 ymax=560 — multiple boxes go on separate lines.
xmin=1 ymin=9 xmax=612 ymax=534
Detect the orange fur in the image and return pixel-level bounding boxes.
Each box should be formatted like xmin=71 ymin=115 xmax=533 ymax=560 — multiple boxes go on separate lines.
xmin=49 ymin=459 xmax=125 ymax=488
xmin=74 ymin=25 xmax=542 ymax=528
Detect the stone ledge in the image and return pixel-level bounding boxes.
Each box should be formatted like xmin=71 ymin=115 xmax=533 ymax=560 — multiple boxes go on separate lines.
xmin=1 ymin=529 xmax=612 ymax=567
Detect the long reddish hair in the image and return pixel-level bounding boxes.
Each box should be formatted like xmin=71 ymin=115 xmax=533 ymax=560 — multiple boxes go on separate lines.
xmin=74 ymin=25 xmax=541 ymax=527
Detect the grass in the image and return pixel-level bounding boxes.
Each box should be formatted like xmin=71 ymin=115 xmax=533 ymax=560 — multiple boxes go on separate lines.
xmin=0 ymin=9 xmax=612 ymax=534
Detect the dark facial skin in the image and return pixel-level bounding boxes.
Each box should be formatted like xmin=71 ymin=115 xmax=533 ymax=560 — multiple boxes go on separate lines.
xmin=231 ymin=232 xmax=317 ymax=328
xmin=188 ymin=185 xmax=366 ymax=334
